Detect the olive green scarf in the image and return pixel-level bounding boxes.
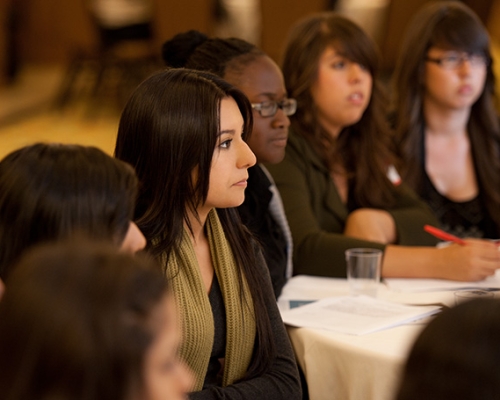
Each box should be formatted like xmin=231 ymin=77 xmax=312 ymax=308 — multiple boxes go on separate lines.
xmin=164 ymin=209 xmax=256 ymax=391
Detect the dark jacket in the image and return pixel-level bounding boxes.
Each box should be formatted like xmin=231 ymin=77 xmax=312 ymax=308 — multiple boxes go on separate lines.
xmin=238 ymin=165 xmax=288 ymax=298
xmin=266 ymin=129 xmax=439 ymax=277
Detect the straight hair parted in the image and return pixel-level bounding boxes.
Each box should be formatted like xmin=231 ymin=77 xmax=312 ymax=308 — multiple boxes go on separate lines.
xmin=0 ymin=143 xmax=138 ymax=280
xmin=115 ymin=68 xmax=276 ymax=379
xmin=0 ymin=240 xmax=167 ymax=400
xmin=392 ymin=1 xmax=500 ymax=230
xmin=282 ymin=12 xmax=398 ymax=208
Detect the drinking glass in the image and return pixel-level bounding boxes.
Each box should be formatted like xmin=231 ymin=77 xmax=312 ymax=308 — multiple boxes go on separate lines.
xmin=345 ymin=248 xmax=382 ymax=297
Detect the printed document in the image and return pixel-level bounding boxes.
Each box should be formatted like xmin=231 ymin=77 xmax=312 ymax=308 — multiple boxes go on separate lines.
xmin=281 ymin=296 xmax=441 ymax=335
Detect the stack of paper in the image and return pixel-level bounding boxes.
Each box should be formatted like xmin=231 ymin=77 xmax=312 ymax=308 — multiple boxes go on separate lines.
xmin=281 ymin=296 xmax=441 ymax=335
xmin=385 ymin=269 xmax=500 ymax=292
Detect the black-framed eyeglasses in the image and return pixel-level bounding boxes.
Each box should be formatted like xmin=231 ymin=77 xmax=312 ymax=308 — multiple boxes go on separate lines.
xmin=425 ymin=52 xmax=489 ymax=69
xmin=251 ymin=98 xmax=297 ymax=118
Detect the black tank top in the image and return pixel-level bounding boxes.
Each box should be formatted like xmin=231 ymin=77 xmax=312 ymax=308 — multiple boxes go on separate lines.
xmin=419 ymin=169 xmax=498 ymax=239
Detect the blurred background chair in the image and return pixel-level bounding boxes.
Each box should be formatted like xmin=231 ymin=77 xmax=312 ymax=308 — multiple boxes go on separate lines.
xmin=54 ymin=0 xmax=161 ymax=113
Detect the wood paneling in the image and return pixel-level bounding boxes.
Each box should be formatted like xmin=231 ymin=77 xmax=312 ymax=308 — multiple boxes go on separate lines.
xmin=260 ymin=0 xmax=326 ymax=63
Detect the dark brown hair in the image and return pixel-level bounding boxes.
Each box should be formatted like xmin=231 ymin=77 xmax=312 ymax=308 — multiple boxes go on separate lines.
xmin=392 ymin=1 xmax=500 ymax=229
xmin=0 ymin=143 xmax=138 ymax=280
xmin=282 ymin=12 xmax=398 ymax=208
xmin=115 ymin=68 xmax=275 ymax=379
xmin=396 ymin=298 xmax=500 ymax=399
xmin=161 ymin=29 xmax=264 ymax=83
xmin=0 ymin=240 xmax=167 ymax=400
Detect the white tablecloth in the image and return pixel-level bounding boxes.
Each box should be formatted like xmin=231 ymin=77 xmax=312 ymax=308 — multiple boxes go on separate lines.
xmin=278 ymin=275 xmax=457 ymax=400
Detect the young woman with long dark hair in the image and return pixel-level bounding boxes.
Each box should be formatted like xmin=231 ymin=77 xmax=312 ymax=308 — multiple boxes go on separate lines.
xmin=115 ymin=68 xmax=301 ymax=399
xmin=392 ymin=1 xmax=500 ymax=239
xmin=161 ymin=30 xmax=296 ymax=297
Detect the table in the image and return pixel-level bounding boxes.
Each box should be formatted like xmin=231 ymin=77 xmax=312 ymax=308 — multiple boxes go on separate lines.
xmin=277 ymin=275 xmax=457 ymax=400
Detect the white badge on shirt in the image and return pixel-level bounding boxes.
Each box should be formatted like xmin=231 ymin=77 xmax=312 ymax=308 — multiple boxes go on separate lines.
xmin=387 ymin=165 xmax=402 ymax=186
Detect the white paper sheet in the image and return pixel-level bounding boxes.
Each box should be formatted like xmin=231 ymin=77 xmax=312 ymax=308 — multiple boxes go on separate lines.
xmin=385 ymin=269 xmax=500 ymax=292
xmin=280 ymin=296 xmax=441 ymax=335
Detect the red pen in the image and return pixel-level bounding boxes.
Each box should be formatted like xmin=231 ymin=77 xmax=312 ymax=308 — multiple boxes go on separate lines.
xmin=424 ymin=225 xmax=466 ymax=245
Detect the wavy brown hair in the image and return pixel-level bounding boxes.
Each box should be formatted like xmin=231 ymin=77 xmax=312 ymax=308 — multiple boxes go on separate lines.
xmin=282 ymin=12 xmax=398 ymax=208
xmin=392 ymin=1 xmax=500 ymax=229
xmin=0 ymin=240 xmax=167 ymax=400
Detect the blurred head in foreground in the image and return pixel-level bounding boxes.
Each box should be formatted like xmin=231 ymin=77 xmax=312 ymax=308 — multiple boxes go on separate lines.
xmin=0 ymin=240 xmax=192 ymax=400
xmin=396 ymin=297 xmax=500 ymax=400
xmin=0 ymin=143 xmax=146 ymax=281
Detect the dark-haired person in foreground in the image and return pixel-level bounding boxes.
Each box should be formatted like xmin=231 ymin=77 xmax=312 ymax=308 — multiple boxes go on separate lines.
xmin=0 ymin=240 xmax=192 ymax=400
xmin=0 ymin=143 xmax=146 ymax=284
xmin=396 ymin=297 xmax=500 ymax=400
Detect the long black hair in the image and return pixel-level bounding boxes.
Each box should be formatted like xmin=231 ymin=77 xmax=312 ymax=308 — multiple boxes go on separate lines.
xmin=115 ymin=68 xmax=275 ymax=378
xmin=392 ymin=1 xmax=500 ymax=231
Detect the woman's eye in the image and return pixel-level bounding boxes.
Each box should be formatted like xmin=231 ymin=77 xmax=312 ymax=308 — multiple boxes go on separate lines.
xmin=444 ymin=54 xmax=460 ymax=63
xmin=220 ymin=139 xmax=232 ymax=149
xmin=331 ymin=60 xmax=346 ymax=69
xmin=260 ymin=102 xmax=274 ymax=111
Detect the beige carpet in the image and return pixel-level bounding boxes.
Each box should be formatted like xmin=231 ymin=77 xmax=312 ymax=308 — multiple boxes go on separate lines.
xmin=0 ymin=109 xmax=119 ymax=159
xmin=0 ymin=64 xmax=120 ymax=159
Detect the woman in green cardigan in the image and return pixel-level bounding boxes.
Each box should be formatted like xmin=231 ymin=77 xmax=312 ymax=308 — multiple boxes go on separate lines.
xmin=115 ymin=68 xmax=301 ymax=399
xmin=267 ymin=12 xmax=500 ymax=281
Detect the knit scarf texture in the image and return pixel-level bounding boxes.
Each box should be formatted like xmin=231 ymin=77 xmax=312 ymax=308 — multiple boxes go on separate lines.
xmin=164 ymin=209 xmax=256 ymax=391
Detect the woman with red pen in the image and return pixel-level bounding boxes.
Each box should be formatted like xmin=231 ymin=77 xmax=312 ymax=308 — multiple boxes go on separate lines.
xmin=266 ymin=12 xmax=500 ymax=282
xmin=424 ymin=225 xmax=466 ymax=246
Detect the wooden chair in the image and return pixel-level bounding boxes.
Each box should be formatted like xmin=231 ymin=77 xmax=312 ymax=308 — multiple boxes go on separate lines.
xmin=54 ymin=7 xmax=160 ymax=113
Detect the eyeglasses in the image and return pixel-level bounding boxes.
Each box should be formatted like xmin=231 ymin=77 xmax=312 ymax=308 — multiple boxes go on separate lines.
xmin=425 ymin=52 xmax=489 ymax=69
xmin=251 ymin=98 xmax=297 ymax=118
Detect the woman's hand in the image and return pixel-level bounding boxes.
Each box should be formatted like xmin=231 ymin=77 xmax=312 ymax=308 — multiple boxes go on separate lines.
xmin=436 ymin=239 xmax=500 ymax=281
xmin=383 ymin=240 xmax=500 ymax=280
xmin=344 ymin=208 xmax=397 ymax=244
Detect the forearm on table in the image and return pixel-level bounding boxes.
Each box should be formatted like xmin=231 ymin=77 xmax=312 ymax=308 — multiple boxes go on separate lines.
xmin=294 ymin=232 xmax=386 ymax=277
xmin=343 ymin=205 xmax=438 ymax=247
xmin=382 ymin=245 xmax=444 ymax=278
xmin=344 ymin=209 xmax=396 ymax=244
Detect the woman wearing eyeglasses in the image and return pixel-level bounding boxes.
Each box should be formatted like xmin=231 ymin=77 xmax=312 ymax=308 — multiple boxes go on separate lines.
xmin=392 ymin=1 xmax=500 ymax=240
xmin=266 ymin=12 xmax=500 ymax=281
xmin=162 ymin=31 xmax=296 ymax=297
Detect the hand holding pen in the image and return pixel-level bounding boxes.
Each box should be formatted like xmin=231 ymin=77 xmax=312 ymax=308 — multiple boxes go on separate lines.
xmin=419 ymin=225 xmax=500 ymax=281
xmin=424 ymin=225 xmax=500 ymax=247
xmin=424 ymin=225 xmax=466 ymax=245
